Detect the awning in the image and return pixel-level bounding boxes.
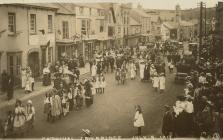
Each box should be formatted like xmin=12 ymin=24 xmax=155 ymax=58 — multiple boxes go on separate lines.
xmin=56 ymin=40 xmax=76 ymax=46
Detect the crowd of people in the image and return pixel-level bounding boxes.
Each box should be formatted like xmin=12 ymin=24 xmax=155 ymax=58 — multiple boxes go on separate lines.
xmin=1 ymin=99 xmax=35 ymax=138
xmin=162 ymin=45 xmax=223 ymax=138
xmin=2 ymin=39 xmax=223 ymax=138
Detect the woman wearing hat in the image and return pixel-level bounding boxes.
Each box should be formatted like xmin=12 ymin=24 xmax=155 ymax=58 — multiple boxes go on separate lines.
xmin=159 ymin=73 xmax=166 ymax=93
xmin=13 ymin=100 xmax=26 ymax=137
xmin=139 ymin=60 xmax=145 ymax=81
xmin=43 ymin=65 xmax=51 ymax=86
xmin=25 ymin=100 xmax=35 ymax=131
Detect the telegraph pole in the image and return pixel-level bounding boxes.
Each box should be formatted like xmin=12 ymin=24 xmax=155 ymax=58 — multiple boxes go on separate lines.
xmin=204 ymin=4 xmax=207 ymax=40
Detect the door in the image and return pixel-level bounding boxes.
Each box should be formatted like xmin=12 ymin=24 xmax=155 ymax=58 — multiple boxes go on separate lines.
xmin=7 ymin=52 xmax=22 ymax=86
xmin=28 ymin=52 xmax=40 ymax=77
xmin=41 ymin=48 xmax=47 ymax=69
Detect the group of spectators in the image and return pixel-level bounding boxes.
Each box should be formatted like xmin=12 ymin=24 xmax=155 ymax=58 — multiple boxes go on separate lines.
xmin=162 ymin=54 xmax=223 ymax=138
xmin=1 ymin=99 xmax=35 ymax=138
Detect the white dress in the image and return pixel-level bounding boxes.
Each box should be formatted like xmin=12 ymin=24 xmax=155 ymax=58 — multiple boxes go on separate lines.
xmin=153 ymin=76 xmax=159 ymax=88
xmin=159 ymin=76 xmax=166 ymax=90
xmin=21 ymin=70 xmax=26 ymax=88
xmin=134 ymin=111 xmax=145 ymax=127
xmin=139 ymin=63 xmax=145 ymax=80
xmin=25 ymin=77 xmax=31 ymax=91
xmin=100 ymin=81 xmax=106 ymax=88
xmin=91 ymin=65 xmax=97 ymax=77
xmin=95 ymin=78 xmax=100 ymax=89
xmin=130 ymin=63 xmax=136 ymax=78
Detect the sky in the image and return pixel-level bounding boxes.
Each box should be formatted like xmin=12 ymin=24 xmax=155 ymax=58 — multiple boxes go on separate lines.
xmin=1 ymin=0 xmax=223 ymax=9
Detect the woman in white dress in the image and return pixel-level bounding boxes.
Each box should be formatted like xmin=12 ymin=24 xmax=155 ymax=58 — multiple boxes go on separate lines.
xmin=130 ymin=61 xmax=136 ymax=80
xmin=91 ymin=62 xmax=97 ymax=78
xmin=21 ymin=68 xmax=26 ymax=88
xmin=134 ymin=105 xmax=145 ymax=136
xmin=139 ymin=60 xmax=145 ymax=81
xmin=13 ymin=100 xmax=26 ymax=137
xmin=159 ymin=73 xmax=166 ymax=93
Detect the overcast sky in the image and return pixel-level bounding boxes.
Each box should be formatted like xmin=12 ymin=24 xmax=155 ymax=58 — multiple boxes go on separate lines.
xmin=1 ymin=0 xmax=223 ymax=9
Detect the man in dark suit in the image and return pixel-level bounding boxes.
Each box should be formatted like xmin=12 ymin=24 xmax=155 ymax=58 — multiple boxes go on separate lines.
xmin=1 ymin=70 xmax=8 ymax=94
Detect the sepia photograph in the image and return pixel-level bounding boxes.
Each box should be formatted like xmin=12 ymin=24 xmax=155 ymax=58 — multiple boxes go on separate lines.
xmin=0 ymin=0 xmax=223 ymax=139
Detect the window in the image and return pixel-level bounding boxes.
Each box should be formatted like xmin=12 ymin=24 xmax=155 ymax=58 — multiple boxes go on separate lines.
xmin=48 ymin=15 xmax=53 ymax=33
xmin=89 ymin=8 xmax=92 ymax=15
xmin=97 ymin=9 xmax=100 ymax=16
xmin=79 ymin=7 xmax=84 ymax=15
xmin=8 ymin=13 xmax=16 ymax=33
xmin=118 ymin=27 xmax=121 ymax=34
xmin=30 ymin=14 xmax=36 ymax=33
xmin=108 ymin=26 xmax=114 ymax=36
xmin=62 ymin=21 xmax=69 ymax=39
xmin=81 ymin=20 xmax=87 ymax=35
xmin=108 ymin=14 xmax=111 ymax=23
xmin=100 ymin=20 xmax=104 ymax=32
xmin=7 ymin=53 xmax=21 ymax=76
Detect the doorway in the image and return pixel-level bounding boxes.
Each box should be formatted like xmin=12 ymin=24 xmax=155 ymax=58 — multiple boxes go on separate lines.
xmin=28 ymin=52 xmax=40 ymax=77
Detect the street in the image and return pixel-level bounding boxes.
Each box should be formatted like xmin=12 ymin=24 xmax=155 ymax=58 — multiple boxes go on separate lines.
xmin=2 ymin=67 xmax=183 ymax=138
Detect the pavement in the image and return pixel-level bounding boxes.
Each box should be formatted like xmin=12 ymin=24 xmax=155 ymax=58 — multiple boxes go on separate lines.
xmin=0 ymin=58 xmax=184 ymax=138
xmin=0 ymin=63 xmax=90 ymax=110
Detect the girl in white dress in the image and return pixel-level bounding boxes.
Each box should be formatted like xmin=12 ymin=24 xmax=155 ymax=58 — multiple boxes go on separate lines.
xmin=153 ymin=73 xmax=159 ymax=92
xmin=134 ymin=105 xmax=145 ymax=136
xmin=100 ymin=75 xmax=106 ymax=94
xmin=95 ymin=76 xmax=101 ymax=94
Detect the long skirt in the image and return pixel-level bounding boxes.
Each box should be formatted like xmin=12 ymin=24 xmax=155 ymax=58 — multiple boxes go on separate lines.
xmin=69 ymin=99 xmax=74 ymax=111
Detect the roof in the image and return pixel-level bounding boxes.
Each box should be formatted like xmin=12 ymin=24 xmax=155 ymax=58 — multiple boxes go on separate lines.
xmin=129 ymin=16 xmax=141 ymax=26
xmin=2 ymin=3 xmax=58 ymax=10
xmin=132 ymin=9 xmax=151 ymax=18
xmin=180 ymin=20 xmax=195 ymax=27
xmin=73 ymin=3 xmax=105 ymax=10
xmin=162 ymin=22 xmax=178 ymax=29
xmin=53 ymin=3 xmax=75 ymax=15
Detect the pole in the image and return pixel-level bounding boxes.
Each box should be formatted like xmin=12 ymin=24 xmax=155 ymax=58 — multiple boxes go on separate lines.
xmin=204 ymin=5 xmax=207 ymax=40
xmin=199 ymin=2 xmax=203 ymax=59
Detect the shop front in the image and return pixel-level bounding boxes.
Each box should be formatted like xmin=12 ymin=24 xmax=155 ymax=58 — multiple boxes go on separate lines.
xmin=56 ymin=42 xmax=77 ymax=61
xmin=84 ymin=41 xmax=96 ymax=62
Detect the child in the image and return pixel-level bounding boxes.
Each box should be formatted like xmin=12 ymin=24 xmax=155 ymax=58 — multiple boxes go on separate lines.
xmin=168 ymin=62 xmax=174 ymax=73
xmin=100 ymin=75 xmax=106 ymax=94
xmin=95 ymin=76 xmax=100 ymax=94
xmin=44 ymin=92 xmax=52 ymax=122
xmin=75 ymin=90 xmax=83 ymax=110
xmin=153 ymin=73 xmax=159 ymax=92
xmin=3 ymin=111 xmax=14 ymax=138
xmin=91 ymin=78 xmax=96 ymax=96
xmin=61 ymin=93 xmax=69 ymax=116
xmin=67 ymin=88 xmax=74 ymax=111
xmin=25 ymin=76 xmax=31 ymax=94
xmin=25 ymin=100 xmax=35 ymax=131
xmin=30 ymin=75 xmax=35 ymax=91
